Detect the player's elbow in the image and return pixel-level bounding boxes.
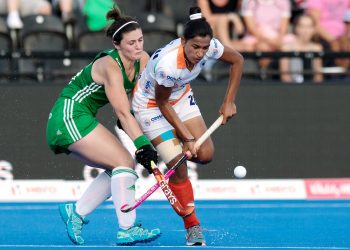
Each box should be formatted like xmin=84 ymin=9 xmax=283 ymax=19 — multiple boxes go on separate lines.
xmin=234 ymin=52 xmax=244 ymax=66
xmin=197 ymin=155 xmax=213 ymax=164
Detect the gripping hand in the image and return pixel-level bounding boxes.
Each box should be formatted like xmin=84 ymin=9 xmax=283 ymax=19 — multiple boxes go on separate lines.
xmin=135 ymin=145 xmax=158 ymax=174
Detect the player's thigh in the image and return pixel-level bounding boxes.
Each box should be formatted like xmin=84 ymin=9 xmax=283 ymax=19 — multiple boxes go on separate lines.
xmin=68 ymin=124 xmax=134 ymax=170
xmin=184 ymin=116 xmax=214 ymax=162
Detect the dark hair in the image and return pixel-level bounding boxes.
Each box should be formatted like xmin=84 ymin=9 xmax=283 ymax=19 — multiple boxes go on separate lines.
xmin=293 ymin=13 xmax=316 ymax=28
xmin=183 ymin=7 xmax=213 ymax=40
xmin=292 ymin=13 xmax=319 ymax=42
xmin=106 ymin=5 xmax=141 ymax=45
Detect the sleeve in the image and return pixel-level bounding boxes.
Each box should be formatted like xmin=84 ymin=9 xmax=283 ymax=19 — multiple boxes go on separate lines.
xmin=206 ymin=38 xmax=224 ymax=60
xmin=154 ymin=61 xmax=176 ymax=88
xmin=279 ymin=0 xmax=291 ymax=18
xmin=241 ymin=0 xmax=255 ymax=17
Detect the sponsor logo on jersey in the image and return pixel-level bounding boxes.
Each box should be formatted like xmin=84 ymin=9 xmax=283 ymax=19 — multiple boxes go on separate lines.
xmin=166 ymin=75 xmax=182 ymax=82
xmin=173 ymin=82 xmax=187 ymax=91
xmin=144 ymin=119 xmax=151 ymax=127
xmin=145 ymin=80 xmax=151 ymax=91
xmin=151 ymin=114 xmax=163 ymax=122
xmin=158 ymin=71 xmax=167 ymax=80
xmin=213 ymin=38 xmax=218 ymax=48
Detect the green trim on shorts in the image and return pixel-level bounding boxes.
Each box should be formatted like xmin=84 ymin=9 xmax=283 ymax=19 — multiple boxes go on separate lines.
xmin=46 ymin=97 xmax=99 ymax=154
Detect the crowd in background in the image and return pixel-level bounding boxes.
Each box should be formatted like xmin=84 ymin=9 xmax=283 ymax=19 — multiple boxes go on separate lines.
xmin=198 ymin=0 xmax=350 ymax=82
xmin=0 ymin=0 xmax=349 ymax=83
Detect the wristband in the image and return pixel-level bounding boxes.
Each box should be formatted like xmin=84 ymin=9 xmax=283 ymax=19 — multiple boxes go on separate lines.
xmin=133 ymin=135 xmax=151 ymax=149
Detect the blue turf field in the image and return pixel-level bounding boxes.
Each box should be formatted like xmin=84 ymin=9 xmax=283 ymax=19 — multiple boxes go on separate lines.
xmin=0 ymin=200 xmax=350 ymax=249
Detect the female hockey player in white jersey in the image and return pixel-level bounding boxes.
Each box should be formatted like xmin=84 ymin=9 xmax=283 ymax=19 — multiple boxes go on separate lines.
xmin=132 ymin=6 xmax=244 ymax=246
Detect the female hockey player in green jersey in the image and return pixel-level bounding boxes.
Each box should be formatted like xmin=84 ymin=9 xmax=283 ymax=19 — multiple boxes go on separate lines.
xmin=46 ymin=6 xmax=161 ymax=246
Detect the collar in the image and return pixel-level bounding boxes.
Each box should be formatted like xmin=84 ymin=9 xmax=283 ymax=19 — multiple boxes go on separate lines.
xmin=176 ymin=45 xmax=187 ymax=69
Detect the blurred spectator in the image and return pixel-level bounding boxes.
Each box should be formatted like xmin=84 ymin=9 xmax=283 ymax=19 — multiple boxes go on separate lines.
xmin=279 ymin=14 xmax=323 ymax=83
xmin=82 ymin=0 xmax=114 ymax=31
xmin=50 ymin=0 xmax=79 ymax=24
xmin=198 ymin=0 xmax=245 ymax=50
xmin=290 ymin=0 xmax=306 ymax=22
xmin=241 ymin=0 xmax=294 ymax=71
xmin=305 ymin=0 xmax=350 ymax=52
xmin=0 ymin=0 xmax=52 ymax=29
xmin=333 ymin=9 xmax=350 ymax=72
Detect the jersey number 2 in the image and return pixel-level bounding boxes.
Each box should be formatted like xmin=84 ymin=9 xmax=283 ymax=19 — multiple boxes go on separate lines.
xmin=188 ymin=95 xmax=196 ymax=106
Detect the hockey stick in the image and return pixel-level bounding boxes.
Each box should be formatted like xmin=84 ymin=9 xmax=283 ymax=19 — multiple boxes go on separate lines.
xmin=121 ymin=115 xmax=224 ymax=214
xmin=149 ymin=161 xmax=194 ymax=217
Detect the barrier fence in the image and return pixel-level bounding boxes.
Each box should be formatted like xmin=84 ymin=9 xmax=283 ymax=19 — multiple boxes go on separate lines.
xmin=0 ymin=51 xmax=349 ymax=81
xmin=0 ymin=53 xmax=350 ymax=201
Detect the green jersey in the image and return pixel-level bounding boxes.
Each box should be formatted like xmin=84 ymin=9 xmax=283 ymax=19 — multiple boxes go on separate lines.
xmin=60 ymin=49 xmax=140 ymax=115
xmin=46 ymin=49 xmax=140 ymax=154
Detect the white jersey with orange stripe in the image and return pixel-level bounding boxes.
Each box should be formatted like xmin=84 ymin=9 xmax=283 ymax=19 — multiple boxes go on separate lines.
xmin=132 ymin=38 xmax=224 ymax=110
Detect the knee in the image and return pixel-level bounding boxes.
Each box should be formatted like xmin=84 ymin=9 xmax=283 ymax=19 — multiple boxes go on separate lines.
xmin=196 ymin=145 xmax=214 ymax=164
xmin=257 ymin=42 xmax=271 ymax=51
xmin=112 ymin=154 xmax=135 ymax=169
xmin=122 ymin=155 xmax=135 ymax=167
xmin=244 ymin=43 xmax=256 ymax=52
xmin=196 ymin=150 xmax=213 ymax=164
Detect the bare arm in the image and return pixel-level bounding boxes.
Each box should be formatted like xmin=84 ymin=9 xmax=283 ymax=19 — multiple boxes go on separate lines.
xmin=139 ymin=51 xmax=150 ymax=73
xmin=218 ymin=45 xmax=244 ymax=124
xmin=197 ymin=0 xmax=217 ymax=26
xmin=279 ymin=44 xmax=293 ymax=82
xmin=197 ymin=0 xmax=213 ymax=18
xmin=312 ymin=44 xmax=324 ymax=83
xmin=308 ymin=9 xmax=335 ymax=43
xmin=243 ymin=15 xmax=261 ymax=39
xmin=155 ymin=83 xmax=197 ymax=157
xmin=92 ymin=56 xmax=144 ymax=140
xmin=279 ymin=17 xmax=290 ymax=37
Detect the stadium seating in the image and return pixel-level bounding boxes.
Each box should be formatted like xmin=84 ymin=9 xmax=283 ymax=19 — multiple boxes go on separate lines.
xmin=74 ymin=16 xmax=111 ymax=52
xmin=19 ymin=15 xmax=69 ymax=81
xmin=161 ymin=0 xmax=197 ymax=35
xmin=0 ymin=17 xmax=12 ymax=50
xmin=137 ymin=12 xmax=177 ymax=54
xmin=0 ymin=17 xmax=13 ymax=77
xmin=116 ymin=0 xmax=147 ymax=18
xmin=20 ymin=15 xmax=68 ymax=51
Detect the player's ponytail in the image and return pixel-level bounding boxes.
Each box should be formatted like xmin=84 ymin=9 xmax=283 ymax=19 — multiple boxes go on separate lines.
xmin=183 ymin=7 xmax=213 ymax=40
xmin=106 ymin=5 xmax=140 ymax=45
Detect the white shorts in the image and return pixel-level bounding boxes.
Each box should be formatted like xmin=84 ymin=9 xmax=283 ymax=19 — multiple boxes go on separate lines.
xmin=134 ymin=90 xmax=201 ymax=140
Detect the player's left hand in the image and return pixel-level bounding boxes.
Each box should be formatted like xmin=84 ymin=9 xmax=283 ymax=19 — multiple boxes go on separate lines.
xmin=219 ymin=102 xmax=237 ymax=124
xmin=135 ymin=145 xmax=158 ymax=174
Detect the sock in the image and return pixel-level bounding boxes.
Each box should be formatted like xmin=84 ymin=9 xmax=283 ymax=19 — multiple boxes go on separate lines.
xmin=75 ymin=170 xmax=112 ymax=216
xmin=168 ymin=178 xmax=200 ymax=229
xmin=111 ymin=167 xmax=138 ymax=230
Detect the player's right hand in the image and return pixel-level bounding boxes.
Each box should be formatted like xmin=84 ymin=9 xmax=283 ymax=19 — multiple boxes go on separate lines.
xmin=183 ymin=141 xmax=197 ymax=159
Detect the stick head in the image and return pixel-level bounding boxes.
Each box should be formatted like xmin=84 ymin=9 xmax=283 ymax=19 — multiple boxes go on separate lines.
xmin=120 ymin=204 xmax=133 ymax=213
